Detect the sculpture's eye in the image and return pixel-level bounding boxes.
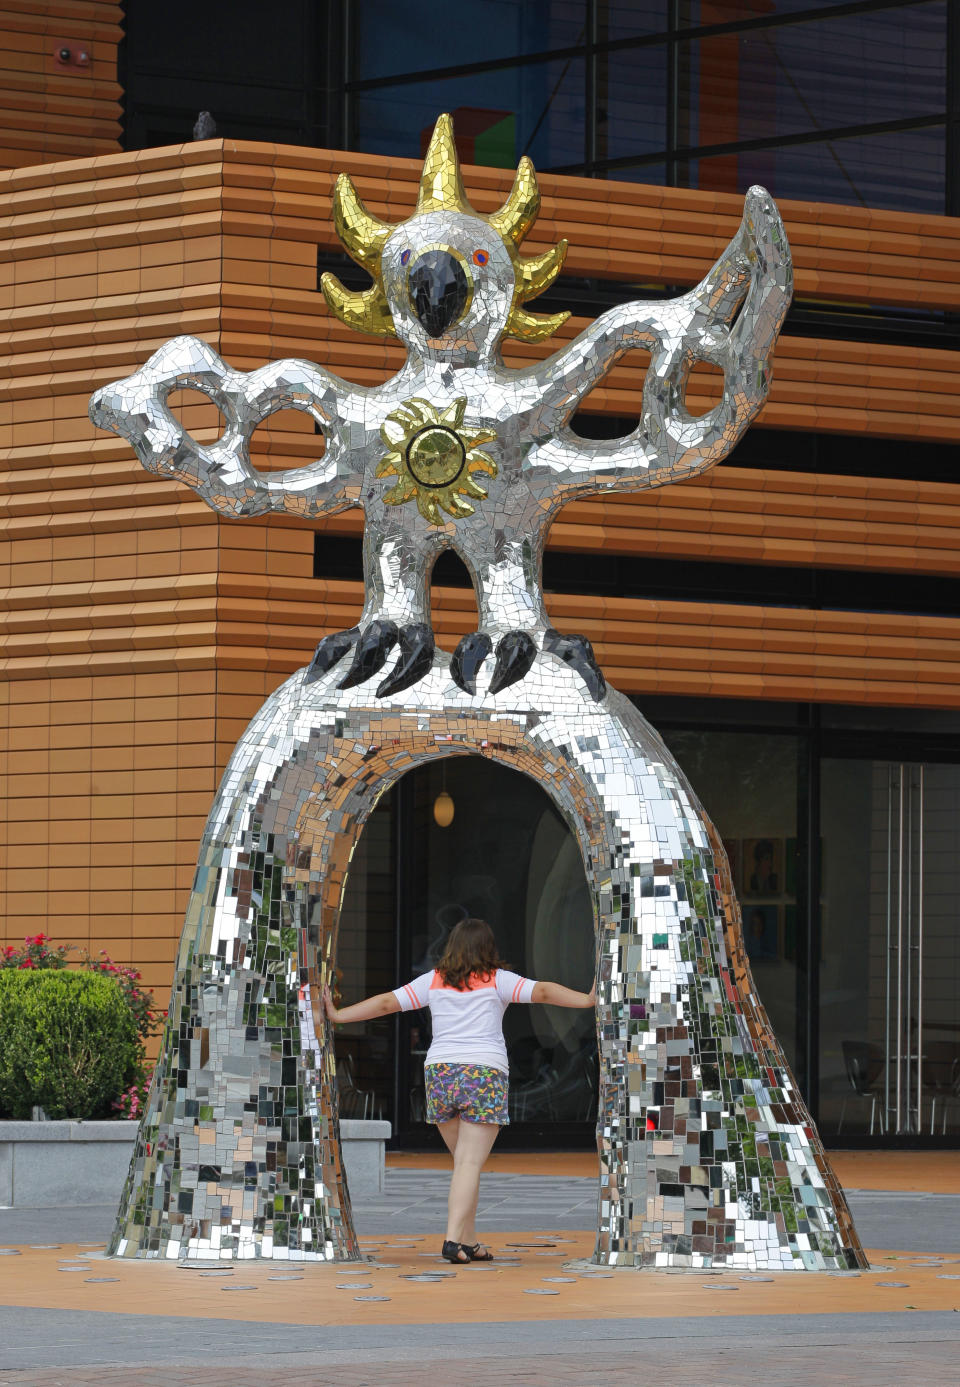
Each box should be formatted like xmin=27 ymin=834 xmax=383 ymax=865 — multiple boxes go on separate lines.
xmin=400 ymin=249 xmax=411 ymax=266
xmin=472 ymin=249 xmax=489 ymax=267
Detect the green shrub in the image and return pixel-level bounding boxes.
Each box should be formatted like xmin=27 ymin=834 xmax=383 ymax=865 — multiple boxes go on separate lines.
xmin=0 ymin=970 xmax=141 ymax=1120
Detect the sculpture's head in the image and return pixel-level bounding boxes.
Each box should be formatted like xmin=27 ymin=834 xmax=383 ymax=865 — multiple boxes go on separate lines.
xmin=321 ymin=113 xmax=569 ymax=359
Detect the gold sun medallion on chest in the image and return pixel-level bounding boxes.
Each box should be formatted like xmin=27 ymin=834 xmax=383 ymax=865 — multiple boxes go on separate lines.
xmin=378 ymin=397 xmax=497 ymax=525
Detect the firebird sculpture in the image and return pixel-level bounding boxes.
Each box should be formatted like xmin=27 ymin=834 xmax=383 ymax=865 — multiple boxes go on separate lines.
xmin=90 ymin=116 xmax=865 ymax=1273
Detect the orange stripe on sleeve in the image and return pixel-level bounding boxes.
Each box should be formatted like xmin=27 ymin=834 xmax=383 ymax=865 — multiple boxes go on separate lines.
xmin=403 ymin=983 xmax=420 ymax=1009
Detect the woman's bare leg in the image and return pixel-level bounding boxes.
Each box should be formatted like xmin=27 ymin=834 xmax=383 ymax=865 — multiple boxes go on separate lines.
xmin=438 ymin=1117 xmax=486 ymax=1248
xmin=444 ymin=1120 xmax=500 ymax=1250
xmin=437 ymin=1117 xmax=460 ymax=1157
xmin=460 ymin=1162 xmax=483 ymax=1248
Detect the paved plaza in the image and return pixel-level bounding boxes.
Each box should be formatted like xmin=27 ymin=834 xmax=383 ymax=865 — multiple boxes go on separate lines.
xmin=1 ymin=1158 xmax=959 ymax=1385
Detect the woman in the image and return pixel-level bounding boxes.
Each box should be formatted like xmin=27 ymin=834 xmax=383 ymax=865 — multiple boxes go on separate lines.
xmin=323 ymin=917 xmax=595 ymax=1264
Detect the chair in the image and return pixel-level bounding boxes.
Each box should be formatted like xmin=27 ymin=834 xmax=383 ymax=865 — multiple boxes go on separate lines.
xmin=839 ymin=1040 xmax=886 ymax=1135
xmin=510 ymin=1047 xmax=599 ymax=1123
xmin=921 ymin=1042 xmax=960 ymax=1136
xmin=510 ymin=1062 xmax=558 ymax=1122
xmin=335 ymin=1053 xmax=379 ymax=1119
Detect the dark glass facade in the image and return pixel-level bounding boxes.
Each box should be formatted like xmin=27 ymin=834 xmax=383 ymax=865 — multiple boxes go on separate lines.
xmin=345 ymin=0 xmax=954 ymax=213
xmin=335 ymin=758 xmax=597 ymax=1148
xmin=121 ymin=1 xmax=958 ymax=214
xmin=646 ymin=698 xmax=960 ymax=1146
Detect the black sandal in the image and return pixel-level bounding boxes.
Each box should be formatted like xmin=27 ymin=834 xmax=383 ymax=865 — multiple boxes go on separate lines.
xmin=462 ymin=1242 xmax=494 ymax=1262
xmin=441 ymin=1239 xmax=470 ymax=1263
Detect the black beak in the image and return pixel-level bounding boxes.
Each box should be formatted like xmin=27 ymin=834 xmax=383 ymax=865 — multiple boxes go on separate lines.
xmin=408 ymin=250 xmax=469 ymax=337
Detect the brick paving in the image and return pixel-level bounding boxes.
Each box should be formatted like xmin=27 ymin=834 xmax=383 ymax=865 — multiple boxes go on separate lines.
xmin=4 ymin=1339 xmax=960 ymax=1387
xmin=2 ymin=1160 xmax=958 ymax=1386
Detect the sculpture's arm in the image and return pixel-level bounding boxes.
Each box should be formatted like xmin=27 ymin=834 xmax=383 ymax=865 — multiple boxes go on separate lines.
xmin=523 ymin=186 xmax=791 ymax=496
xmin=89 ymin=336 xmax=366 ymax=518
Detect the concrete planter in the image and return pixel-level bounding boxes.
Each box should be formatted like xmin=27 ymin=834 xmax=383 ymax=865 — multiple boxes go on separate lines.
xmin=0 ymin=1117 xmax=390 ymax=1207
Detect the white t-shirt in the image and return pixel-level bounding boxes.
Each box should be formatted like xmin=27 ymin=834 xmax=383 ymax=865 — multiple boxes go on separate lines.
xmin=393 ymin=968 xmax=537 ymax=1075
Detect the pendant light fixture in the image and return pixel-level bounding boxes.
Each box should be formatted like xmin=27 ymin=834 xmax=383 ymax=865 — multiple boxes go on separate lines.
xmin=433 ymin=761 xmax=454 ymax=827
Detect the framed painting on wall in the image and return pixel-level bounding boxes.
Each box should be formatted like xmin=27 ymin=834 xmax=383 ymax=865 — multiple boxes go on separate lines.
xmin=743 ymin=837 xmax=784 ymax=896
xmin=744 ymin=903 xmax=781 ymax=961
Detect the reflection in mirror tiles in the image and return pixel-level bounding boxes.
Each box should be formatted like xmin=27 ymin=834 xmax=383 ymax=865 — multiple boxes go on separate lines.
xmin=89 ymin=114 xmax=865 ymax=1271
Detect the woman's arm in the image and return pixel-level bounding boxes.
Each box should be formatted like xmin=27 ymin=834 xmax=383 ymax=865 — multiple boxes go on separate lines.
xmin=323 ymin=985 xmax=402 ymax=1024
xmin=530 ymin=981 xmax=596 ymax=1009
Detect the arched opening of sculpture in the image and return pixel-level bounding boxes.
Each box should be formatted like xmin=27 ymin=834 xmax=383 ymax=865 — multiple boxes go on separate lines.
xmin=335 ymin=755 xmax=597 ymax=1140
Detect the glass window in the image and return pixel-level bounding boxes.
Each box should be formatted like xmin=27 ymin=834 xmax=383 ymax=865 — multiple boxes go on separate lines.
xmin=681 ymin=4 xmax=946 ymax=149
xmin=661 ymin=729 xmax=801 ymax=1072
xmin=402 ymin=758 xmax=596 ymax=1130
xmin=819 ymin=760 xmax=960 ymax=1139
xmin=602 ymin=1 xmax=671 ymax=39
xmin=334 ymin=786 xmax=397 ymax=1125
xmin=681 ymin=0 xmax=917 ymax=20
xmin=689 ymin=124 xmax=945 ymax=210
xmin=599 ymin=0 xmax=874 ymax=40
xmin=610 ymin=162 xmax=668 ymax=185
xmin=352 ymin=0 xmax=586 ymax=83
xmin=336 ymin=757 xmax=597 ymax=1138
xmin=601 ymin=45 xmax=669 ymax=161
xmin=354 ymin=58 xmax=586 ymax=168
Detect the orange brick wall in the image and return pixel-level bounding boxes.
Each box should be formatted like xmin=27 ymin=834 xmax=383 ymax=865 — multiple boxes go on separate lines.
xmin=0 ymin=145 xmax=224 ymax=1010
xmin=2 ymin=139 xmax=959 ymax=1015
xmin=0 ymin=0 xmax=122 ymax=170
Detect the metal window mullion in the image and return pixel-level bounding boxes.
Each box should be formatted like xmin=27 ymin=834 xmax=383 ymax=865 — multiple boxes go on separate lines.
xmin=666 ymin=0 xmax=679 ymax=187
xmin=946 ymin=0 xmax=960 ymax=215
xmin=585 ymin=0 xmax=597 ymax=172
xmin=896 ymin=764 xmax=905 ymax=1133
xmin=905 ymin=764 xmax=914 ymax=1130
xmin=917 ymin=764 xmax=924 ymax=1134
xmin=884 ymin=761 xmax=893 ymax=1132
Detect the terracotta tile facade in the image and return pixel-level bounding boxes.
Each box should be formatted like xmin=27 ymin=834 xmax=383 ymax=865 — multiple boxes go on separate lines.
xmin=2 ymin=136 xmax=959 ymax=1018
xmin=0 ymin=1 xmax=122 ymax=170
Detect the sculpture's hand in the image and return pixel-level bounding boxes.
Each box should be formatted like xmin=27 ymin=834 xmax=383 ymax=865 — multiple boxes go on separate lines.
xmin=90 ymin=335 xmax=363 ymax=519
xmin=527 ymin=185 xmax=792 ymax=495
xmin=638 ymin=183 xmax=792 ymax=470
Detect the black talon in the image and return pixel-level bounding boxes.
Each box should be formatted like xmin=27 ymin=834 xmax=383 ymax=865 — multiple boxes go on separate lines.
xmin=543 ymin=629 xmax=606 ymax=703
xmin=304 ymin=627 xmax=360 ymax=685
xmin=337 ymin=619 xmax=399 ymax=690
xmin=488 ymin=630 xmax=537 ymax=695
xmin=450 ymin=631 xmax=493 ymax=695
xmin=376 ymin=623 xmax=435 ymax=698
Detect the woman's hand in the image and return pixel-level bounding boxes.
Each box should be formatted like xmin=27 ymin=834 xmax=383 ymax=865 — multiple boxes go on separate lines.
xmin=587 ymin=981 xmax=597 ymax=1007
xmin=322 ymin=985 xmax=339 ymax=1023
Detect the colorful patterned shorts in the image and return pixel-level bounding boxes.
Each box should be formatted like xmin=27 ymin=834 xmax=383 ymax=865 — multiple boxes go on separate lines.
xmin=424 ymin=1062 xmax=509 ymax=1125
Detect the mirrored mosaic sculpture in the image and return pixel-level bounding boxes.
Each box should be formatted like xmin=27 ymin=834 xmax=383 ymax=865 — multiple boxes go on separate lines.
xmin=90 ymin=115 xmax=866 ymax=1270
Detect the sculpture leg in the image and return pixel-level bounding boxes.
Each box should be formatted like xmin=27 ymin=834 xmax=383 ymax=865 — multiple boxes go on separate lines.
xmin=578 ymin=697 xmax=866 ymax=1270
xmin=109 ymin=677 xmax=360 ymax=1261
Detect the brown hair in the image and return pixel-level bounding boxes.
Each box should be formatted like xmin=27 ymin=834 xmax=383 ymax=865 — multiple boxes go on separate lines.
xmin=436 ymin=918 xmax=505 ymax=991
